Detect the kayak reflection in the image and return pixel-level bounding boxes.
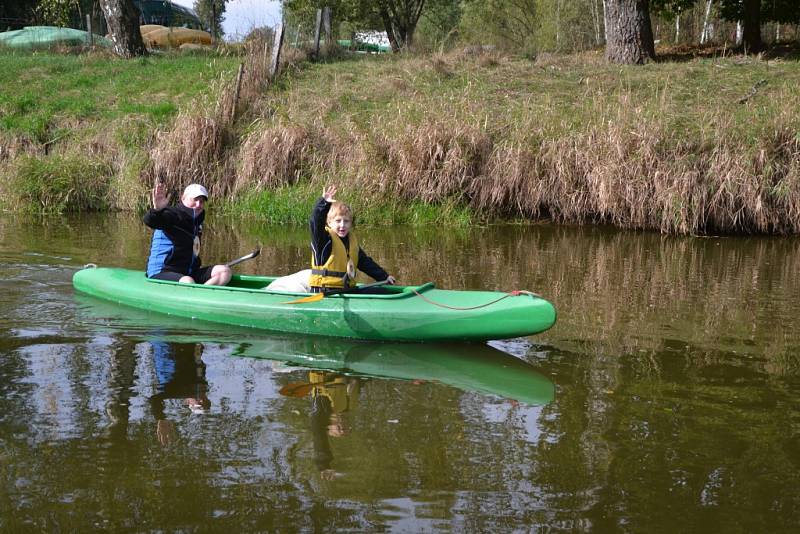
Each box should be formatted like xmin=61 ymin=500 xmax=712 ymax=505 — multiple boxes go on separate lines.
xmin=76 ymin=293 xmax=554 ymax=406
xmin=234 ymin=337 xmax=555 ymax=407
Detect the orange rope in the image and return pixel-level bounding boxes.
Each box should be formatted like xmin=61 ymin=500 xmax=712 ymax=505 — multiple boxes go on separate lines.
xmin=411 ymin=289 xmax=541 ymax=310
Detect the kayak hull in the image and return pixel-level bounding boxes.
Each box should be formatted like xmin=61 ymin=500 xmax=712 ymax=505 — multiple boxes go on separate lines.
xmin=72 ymin=267 xmax=557 ymax=342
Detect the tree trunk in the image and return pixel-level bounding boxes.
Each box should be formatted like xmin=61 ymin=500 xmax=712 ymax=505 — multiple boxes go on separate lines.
xmin=99 ymin=0 xmax=147 ymax=58
xmin=591 ymin=0 xmax=602 ymax=45
xmin=604 ymin=0 xmax=655 ymax=64
xmin=700 ymin=0 xmax=713 ymax=44
xmin=741 ymin=0 xmax=762 ymax=52
xmin=379 ymin=5 xmax=401 ymax=52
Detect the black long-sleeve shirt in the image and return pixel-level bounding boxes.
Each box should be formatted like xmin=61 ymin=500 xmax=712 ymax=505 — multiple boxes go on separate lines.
xmin=309 ymin=197 xmax=388 ymax=282
xmin=143 ymin=204 xmax=204 ymax=277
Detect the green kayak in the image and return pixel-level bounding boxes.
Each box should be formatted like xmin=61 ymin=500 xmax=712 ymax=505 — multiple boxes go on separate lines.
xmin=72 ymin=267 xmax=557 ymax=342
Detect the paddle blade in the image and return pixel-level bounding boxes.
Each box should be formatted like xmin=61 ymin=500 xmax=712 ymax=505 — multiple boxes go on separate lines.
xmin=279 ymin=382 xmax=314 ymax=397
xmin=282 ymin=292 xmax=325 ymax=305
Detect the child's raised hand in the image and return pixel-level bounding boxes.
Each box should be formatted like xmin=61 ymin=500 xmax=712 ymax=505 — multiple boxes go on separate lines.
xmin=322 ymin=185 xmax=337 ymax=203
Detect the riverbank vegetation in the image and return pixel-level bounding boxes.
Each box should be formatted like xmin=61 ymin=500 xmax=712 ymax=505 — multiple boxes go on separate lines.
xmin=1 ymin=41 xmax=799 ymax=234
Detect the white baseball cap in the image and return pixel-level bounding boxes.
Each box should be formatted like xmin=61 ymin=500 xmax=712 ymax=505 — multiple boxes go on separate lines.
xmin=183 ymin=183 xmax=209 ymax=200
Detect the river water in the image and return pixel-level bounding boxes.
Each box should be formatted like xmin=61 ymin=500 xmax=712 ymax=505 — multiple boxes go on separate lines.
xmin=1 ymin=213 xmax=798 ymax=531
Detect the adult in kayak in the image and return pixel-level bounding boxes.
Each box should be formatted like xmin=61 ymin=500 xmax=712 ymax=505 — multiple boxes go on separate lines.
xmin=309 ymin=185 xmax=396 ymax=293
xmin=144 ymin=182 xmax=232 ymax=285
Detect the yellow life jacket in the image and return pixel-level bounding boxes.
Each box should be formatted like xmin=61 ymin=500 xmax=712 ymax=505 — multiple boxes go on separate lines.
xmin=310 ymin=227 xmax=359 ymax=289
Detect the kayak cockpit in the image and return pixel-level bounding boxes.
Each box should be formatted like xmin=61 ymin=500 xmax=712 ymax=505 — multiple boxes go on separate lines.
xmin=144 ymin=273 xmax=436 ymax=299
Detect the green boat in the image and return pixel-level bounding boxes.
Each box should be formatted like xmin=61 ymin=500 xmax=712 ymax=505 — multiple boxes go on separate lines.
xmin=72 ymin=266 xmax=557 ymax=342
xmin=74 ymin=294 xmax=554 ymax=405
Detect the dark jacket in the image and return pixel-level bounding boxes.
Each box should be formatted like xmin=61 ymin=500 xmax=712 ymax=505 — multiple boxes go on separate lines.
xmin=309 ymin=197 xmax=388 ymax=284
xmin=144 ymin=204 xmax=204 ymax=277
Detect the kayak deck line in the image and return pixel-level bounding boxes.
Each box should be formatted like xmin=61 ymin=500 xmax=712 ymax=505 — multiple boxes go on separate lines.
xmin=72 ymin=267 xmax=557 ymax=342
xmin=408 ymin=287 xmax=540 ymax=311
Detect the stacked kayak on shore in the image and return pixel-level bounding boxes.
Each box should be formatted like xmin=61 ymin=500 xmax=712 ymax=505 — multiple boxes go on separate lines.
xmin=72 ymin=267 xmax=557 ymax=342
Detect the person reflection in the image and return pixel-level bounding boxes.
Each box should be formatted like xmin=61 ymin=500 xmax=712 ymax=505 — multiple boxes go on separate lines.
xmin=306 ymin=371 xmax=360 ymax=480
xmin=148 ymin=341 xmax=210 ymax=446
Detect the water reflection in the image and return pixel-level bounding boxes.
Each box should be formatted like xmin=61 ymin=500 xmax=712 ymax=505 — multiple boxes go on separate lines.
xmin=235 ymin=337 xmax=554 ymax=407
xmin=289 ymin=371 xmax=362 ymax=479
xmin=3 ymin=213 xmax=800 ymax=530
xmin=149 ymin=341 xmax=210 ymax=446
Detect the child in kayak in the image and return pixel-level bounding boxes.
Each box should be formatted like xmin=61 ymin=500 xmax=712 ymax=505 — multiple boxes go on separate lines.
xmin=309 ymin=185 xmax=396 ymax=293
xmin=144 ymin=183 xmax=232 ymax=285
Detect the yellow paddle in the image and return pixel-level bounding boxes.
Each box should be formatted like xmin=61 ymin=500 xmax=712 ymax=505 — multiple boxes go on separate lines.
xmin=283 ymin=279 xmax=391 ymax=305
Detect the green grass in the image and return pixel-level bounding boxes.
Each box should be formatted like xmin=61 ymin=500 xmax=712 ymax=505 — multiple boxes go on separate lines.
xmin=2 ymin=45 xmax=800 ymax=233
xmin=10 ymin=154 xmax=112 ymax=213
xmin=223 ymin=183 xmax=474 ymax=226
xmin=0 ymin=49 xmax=240 ymax=211
xmin=266 ymin=50 xmax=800 ymax=149
xmin=0 ymin=51 xmax=239 ymax=142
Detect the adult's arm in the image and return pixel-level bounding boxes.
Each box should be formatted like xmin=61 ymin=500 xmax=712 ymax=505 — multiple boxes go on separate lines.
xmin=142 ymin=206 xmax=179 ymax=230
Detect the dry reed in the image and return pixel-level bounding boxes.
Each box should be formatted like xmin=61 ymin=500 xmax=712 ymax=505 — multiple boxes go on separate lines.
xmin=146 ymin=42 xmax=800 ymax=234
xmin=235 ymin=123 xmax=313 ymax=192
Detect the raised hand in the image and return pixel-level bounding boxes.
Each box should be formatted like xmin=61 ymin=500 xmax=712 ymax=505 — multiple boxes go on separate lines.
xmin=322 ymin=185 xmax=337 ymax=203
xmin=152 ymin=182 xmax=168 ymax=210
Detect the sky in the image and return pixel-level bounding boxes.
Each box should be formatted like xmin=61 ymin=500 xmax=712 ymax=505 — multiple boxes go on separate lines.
xmin=171 ymin=1 xmax=282 ymax=41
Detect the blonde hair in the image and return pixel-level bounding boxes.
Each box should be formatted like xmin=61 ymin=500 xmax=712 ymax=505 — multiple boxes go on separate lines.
xmin=327 ymin=202 xmax=354 ymax=224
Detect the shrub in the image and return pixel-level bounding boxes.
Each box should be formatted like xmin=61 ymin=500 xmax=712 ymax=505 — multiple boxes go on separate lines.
xmin=9 ymin=154 xmax=111 ymax=213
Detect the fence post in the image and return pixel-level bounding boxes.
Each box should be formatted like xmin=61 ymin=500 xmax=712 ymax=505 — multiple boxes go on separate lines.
xmin=323 ymin=7 xmax=331 ymax=45
xmin=211 ymin=1 xmax=217 ymax=45
xmin=269 ymin=23 xmax=285 ymax=80
xmin=86 ymin=14 xmax=94 ymax=47
xmin=313 ymin=8 xmax=322 ymax=59
xmin=230 ymin=63 xmax=244 ymax=121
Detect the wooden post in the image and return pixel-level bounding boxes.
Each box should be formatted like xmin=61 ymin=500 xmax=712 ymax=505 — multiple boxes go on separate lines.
xmin=230 ymin=63 xmax=244 ymax=121
xmin=269 ymin=23 xmax=285 ymax=80
xmin=313 ymin=8 xmax=322 ymax=58
xmin=323 ymin=7 xmax=332 ymax=45
xmin=211 ymin=1 xmax=217 ymax=45
xmin=86 ymin=14 xmax=94 ymax=47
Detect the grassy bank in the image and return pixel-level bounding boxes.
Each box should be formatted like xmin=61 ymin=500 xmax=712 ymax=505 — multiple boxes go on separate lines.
xmin=2 ymin=45 xmax=799 ymax=233
xmin=229 ymin=47 xmax=800 ymax=234
xmin=0 ymin=49 xmax=240 ymax=212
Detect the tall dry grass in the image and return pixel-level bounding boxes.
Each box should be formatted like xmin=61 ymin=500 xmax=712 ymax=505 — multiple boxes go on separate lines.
xmin=149 ymin=36 xmax=278 ymax=199
xmin=116 ymin=42 xmax=799 ymax=234
xmin=221 ymin=47 xmax=800 ymax=234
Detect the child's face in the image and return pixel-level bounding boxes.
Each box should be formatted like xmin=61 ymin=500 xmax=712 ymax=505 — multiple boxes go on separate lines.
xmin=329 ymin=214 xmax=352 ymax=238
